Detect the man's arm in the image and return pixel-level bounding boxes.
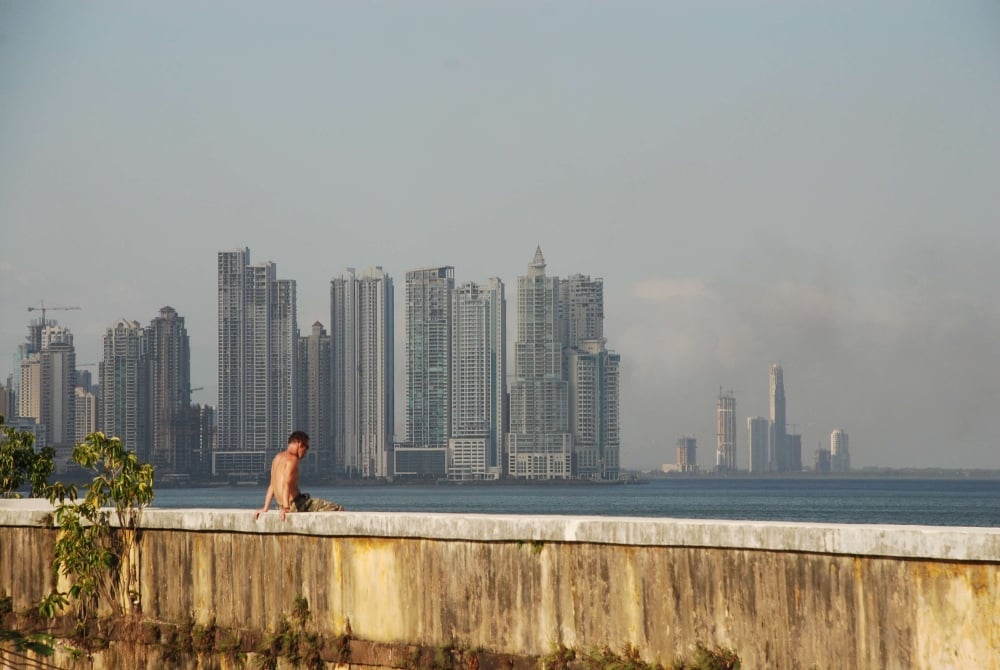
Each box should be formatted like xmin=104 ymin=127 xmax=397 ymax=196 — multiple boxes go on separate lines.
xmin=255 ymin=482 xmax=276 ymax=521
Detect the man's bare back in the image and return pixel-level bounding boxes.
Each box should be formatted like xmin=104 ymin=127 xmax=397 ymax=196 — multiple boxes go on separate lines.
xmin=255 ymin=431 xmax=343 ymax=520
xmin=255 ymin=434 xmax=307 ymax=521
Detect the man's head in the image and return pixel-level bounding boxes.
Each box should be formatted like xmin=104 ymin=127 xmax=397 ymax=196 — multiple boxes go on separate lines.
xmin=288 ymin=430 xmax=310 ymax=458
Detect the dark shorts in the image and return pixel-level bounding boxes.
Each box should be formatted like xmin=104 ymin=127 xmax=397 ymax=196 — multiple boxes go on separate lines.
xmin=291 ymin=492 xmax=344 ymax=512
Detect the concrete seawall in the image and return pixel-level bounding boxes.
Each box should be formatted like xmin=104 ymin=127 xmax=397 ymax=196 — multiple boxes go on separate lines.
xmin=2 ymin=499 xmax=999 ymax=669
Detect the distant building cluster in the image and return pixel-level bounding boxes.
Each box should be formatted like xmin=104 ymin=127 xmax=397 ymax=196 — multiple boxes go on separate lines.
xmin=2 ymin=308 xmax=215 ymax=478
xmin=217 ymin=245 xmax=620 ymax=481
xmin=2 ymin=246 xmax=622 ymax=482
xmin=669 ymin=364 xmax=851 ymax=474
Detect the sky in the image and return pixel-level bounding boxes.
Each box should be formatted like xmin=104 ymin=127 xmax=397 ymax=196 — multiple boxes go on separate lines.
xmin=1 ymin=1 xmax=998 ymax=470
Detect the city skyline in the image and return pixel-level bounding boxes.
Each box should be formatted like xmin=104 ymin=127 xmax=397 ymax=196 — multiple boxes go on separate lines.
xmin=0 ymin=243 xmax=990 ymax=474
xmin=2 ymin=3 xmax=998 ymax=470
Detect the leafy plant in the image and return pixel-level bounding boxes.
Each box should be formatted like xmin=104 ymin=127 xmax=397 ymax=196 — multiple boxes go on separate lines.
xmin=583 ymin=643 xmax=656 ymax=670
xmin=192 ymin=618 xmax=218 ymax=654
xmin=540 ymin=642 xmax=576 ymax=670
xmin=669 ymin=643 xmax=740 ymax=670
xmin=0 ymin=417 xmax=55 ymax=498
xmin=686 ymin=644 xmax=739 ymax=670
xmin=39 ymin=432 xmax=155 ymax=622
xmin=255 ymin=597 xmax=339 ymax=670
xmin=0 ymin=629 xmax=58 ymax=669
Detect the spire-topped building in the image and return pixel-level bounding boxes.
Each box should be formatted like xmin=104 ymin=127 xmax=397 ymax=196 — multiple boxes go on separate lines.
xmin=507 ymin=246 xmax=572 ymax=478
xmin=769 ymin=363 xmax=788 ymax=471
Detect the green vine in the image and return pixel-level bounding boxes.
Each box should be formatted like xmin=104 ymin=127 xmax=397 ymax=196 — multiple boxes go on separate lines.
xmin=255 ymin=596 xmax=330 ymax=670
xmin=38 ymin=432 xmax=155 ymax=625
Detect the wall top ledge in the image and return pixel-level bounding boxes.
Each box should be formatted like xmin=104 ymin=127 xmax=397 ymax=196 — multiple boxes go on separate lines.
xmin=2 ymin=498 xmax=997 ymax=562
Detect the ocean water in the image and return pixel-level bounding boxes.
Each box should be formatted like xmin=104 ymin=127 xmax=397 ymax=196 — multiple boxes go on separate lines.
xmin=150 ymin=477 xmax=1000 ymax=527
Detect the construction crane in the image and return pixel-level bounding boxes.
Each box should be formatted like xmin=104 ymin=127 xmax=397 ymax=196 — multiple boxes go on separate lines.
xmin=27 ymin=301 xmax=81 ymax=326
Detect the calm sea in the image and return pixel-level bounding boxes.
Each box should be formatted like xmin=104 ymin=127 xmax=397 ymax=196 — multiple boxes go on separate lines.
xmin=150 ymin=477 xmax=1000 ymax=528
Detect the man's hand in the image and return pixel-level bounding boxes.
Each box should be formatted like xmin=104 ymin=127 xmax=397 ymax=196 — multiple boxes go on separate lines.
xmin=254 ymin=507 xmax=267 ymax=521
xmin=280 ymin=506 xmax=290 ymax=521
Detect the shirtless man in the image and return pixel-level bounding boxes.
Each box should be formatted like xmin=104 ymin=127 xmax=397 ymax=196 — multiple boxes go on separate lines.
xmin=255 ymin=431 xmax=343 ymax=521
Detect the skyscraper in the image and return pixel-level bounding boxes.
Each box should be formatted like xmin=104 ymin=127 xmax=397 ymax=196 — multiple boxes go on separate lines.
xmin=216 ymin=248 xmax=299 ymax=476
xmin=831 ymin=429 xmax=850 ymax=472
xmin=716 ymin=389 xmax=737 ymax=471
xmin=814 ymin=446 xmax=831 ymax=473
xmin=567 ymin=340 xmax=621 ymax=479
xmin=100 ymin=319 xmax=150 ymax=460
xmin=405 ymin=266 xmax=454 ymax=451
xmin=448 ymin=278 xmax=506 ymax=480
xmin=747 ymin=416 xmax=770 ymax=473
xmin=17 ymin=355 xmax=40 ymax=424
xmin=17 ymin=322 xmax=42 ymax=422
xmin=148 ymin=306 xmax=193 ymax=474
xmin=0 ymin=382 xmax=13 ymax=423
xmin=676 ymin=436 xmax=697 ymax=472
xmin=192 ymin=404 xmax=217 ymax=478
xmin=274 ymin=279 xmax=299 ymax=453
xmin=331 ymin=267 xmax=394 ymax=478
xmin=786 ymin=432 xmax=803 ymax=472
xmin=74 ymin=386 xmax=96 ymax=446
xmin=38 ymin=325 xmax=76 ymax=452
xmin=298 ymin=322 xmax=332 ymax=473
xmin=559 ymin=273 xmax=620 ymax=479
xmin=769 ymin=364 xmax=787 ymax=472
xmin=508 ymin=247 xmax=572 ymax=479
xmin=559 ymin=274 xmax=604 ymax=349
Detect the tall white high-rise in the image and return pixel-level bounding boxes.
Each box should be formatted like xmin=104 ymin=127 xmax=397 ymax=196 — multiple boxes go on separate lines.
xmin=559 ymin=273 xmax=620 ymax=480
xmin=405 ymin=266 xmax=454 ymax=450
xmin=216 ymin=248 xmax=298 ymax=476
xmin=274 ymin=279 xmax=298 ymax=451
xmin=30 ymin=324 xmax=78 ymax=457
xmin=448 ymin=278 xmax=506 ymax=480
xmin=100 ymin=319 xmax=150 ymax=460
xmin=508 ymin=247 xmax=572 ymax=479
xmin=831 ymin=429 xmax=850 ymax=472
xmin=567 ymin=339 xmax=621 ymax=479
xmin=217 ymin=248 xmax=249 ymax=470
xmin=769 ymin=364 xmax=787 ymax=472
xmin=331 ymin=267 xmax=394 ymax=478
xmin=74 ymin=386 xmax=97 ymax=446
xmin=16 ymin=320 xmax=44 ymax=421
xmin=716 ymin=389 xmax=737 ymax=471
xmin=148 ymin=306 xmax=193 ymax=474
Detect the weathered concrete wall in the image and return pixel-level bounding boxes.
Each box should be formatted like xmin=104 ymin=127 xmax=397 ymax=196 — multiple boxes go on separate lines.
xmin=2 ymin=499 xmax=999 ymax=669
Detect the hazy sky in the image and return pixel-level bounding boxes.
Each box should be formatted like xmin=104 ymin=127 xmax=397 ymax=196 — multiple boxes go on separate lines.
xmin=2 ymin=2 xmax=998 ymax=470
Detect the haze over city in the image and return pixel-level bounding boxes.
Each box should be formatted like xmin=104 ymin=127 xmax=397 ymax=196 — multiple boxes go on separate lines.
xmin=1 ymin=2 xmax=998 ymax=470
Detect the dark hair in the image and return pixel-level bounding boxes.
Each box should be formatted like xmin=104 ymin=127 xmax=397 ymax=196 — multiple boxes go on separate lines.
xmin=288 ymin=430 xmax=310 ymax=448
